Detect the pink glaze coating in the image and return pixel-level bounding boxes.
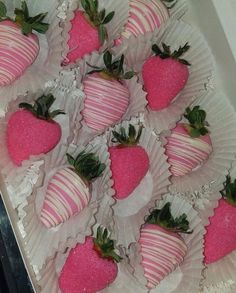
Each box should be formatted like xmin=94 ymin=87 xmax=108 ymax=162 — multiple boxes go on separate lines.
xmin=7 ymin=110 xmax=61 ymax=166
xmin=165 ymin=123 xmax=212 ymax=177
xmin=115 ymin=0 xmax=169 ymax=45
xmin=142 ymin=56 xmax=189 ymax=110
xmin=59 ymin=237 xmax=118 ymax=293
xmin=109 ymin=145 xmax=149 ymax=199
xmin=204 ymin=198 xmax=236 ymax=264
xmin=40 ymin=167 xmax=90 ymax=228
xmin=0 ymin=20 xmax=39 ymax=86
xmin=64 ymin=10 xmax=101 ymax=65
xmin=82 ymin=73 xmax=129 ymax=131
xmin=139 ymin=224 xmax=187 ymax=289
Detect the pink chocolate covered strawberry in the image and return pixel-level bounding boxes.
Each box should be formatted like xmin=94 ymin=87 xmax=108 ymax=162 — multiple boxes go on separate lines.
xmin=204 ymin=175 xmax=236 ymax=264
xmin=59 ymin=227 xmax=122 ymax=293
xmin=142 ymin=43 xmax=191 ymax=110
xmin=0 ymin=1 xmax=49 ymax=86
xmin=139 ymin=202 xmax=192 ymax=289
xmin=109 ymin=124 xmax=149 ymax=200
xmin=40 ymin=150 xmax=105 ymax=228
xmin=7 ymin=94 xmax=64 ymax=166
xmin=64 ymin=0 xmax=115 ymax=64
xmin=165 ymin=106 xmax=212 ymax=176
xmin=82 ymin=51 xmax=135 ymax=132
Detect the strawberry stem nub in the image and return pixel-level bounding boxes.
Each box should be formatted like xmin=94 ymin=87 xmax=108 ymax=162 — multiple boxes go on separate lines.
xmin=19 ymin=94 xmax=65 ymax=121
xmin=66 ymin=150 xmax=106 ymax=183
xmin=184 ymin=106 xmax=209 ymax=138
xmin=152 ymin=42 xmax=191 ymax=66
xmin=220 ymin=175 xmax=236 ymax=206
xmin=93 ymin=226 xmax=122 ymax=263
xmin=111 ymin=124 xmax=143 ymax=146
xmin=145 ymin=202 xmax=193 ymax=234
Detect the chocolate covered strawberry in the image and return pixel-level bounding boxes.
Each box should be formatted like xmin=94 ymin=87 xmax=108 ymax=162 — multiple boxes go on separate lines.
xmin=59 ymin=227 xmax=122 ymax=293
xmin=7 ymin=94 xmax=64 ymax=166
xmin=139 ymin=202 xmax=192 ymax=289
xmin=0 ymin=1 xmax=49 ymax=86
xmin=165 ymin=106 xmax=212 ymax=176
xmin=40 ymin=150 xmax=105 ymax=228
xmin=64 ymin=0 xmax=115 ymax=64
xmin=109 ymin=124 xmax=149 ymax=200
xmin=142 ymin=43 xmax=191 ymax=110
xmin=204 ymin=175 xmax=236 ymax=264
xmin=82 ymin=51 xmax=135 ymax=131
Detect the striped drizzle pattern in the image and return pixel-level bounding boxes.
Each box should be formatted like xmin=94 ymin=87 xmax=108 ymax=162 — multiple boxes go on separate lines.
xmin=40 ymin=167 xmax=90 ymax=228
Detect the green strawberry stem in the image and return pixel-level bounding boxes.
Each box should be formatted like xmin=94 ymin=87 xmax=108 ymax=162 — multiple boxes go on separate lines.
xmin=81 ymin=0 xmax=115 ymax=43
xmin=220 ymin=175 xmax=236 ymax=207
xmin=111 ymin=124 xmax=143 ymax=146
xmin=161 ymin=0 xmax=177 ymax=9
xmin=87 ymin=50 xmax=135 ymax=81
xmin=145 ymin=202 xmax=193 ymax=234
xmin=93 ymin=226 xmax=122 ymax=262
xmin=19 ymin=94 xmax=65 ymax=121
xmin=152 ymin=42 xmax=191 ymax=66
xmin=183 ymin=106 xmax=210 ymax=138
xmin=66 ymin=150 xmax=106 ymax=184
xmin=0 ymin=1 xmax=49 ymax=35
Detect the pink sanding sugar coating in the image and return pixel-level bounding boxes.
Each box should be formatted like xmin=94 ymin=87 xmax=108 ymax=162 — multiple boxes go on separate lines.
xmin=65 ymin=10 xmax=101 ymax=65
xmin=109 ymin=145 xmax=149 ymax=199
xmin=7 ymin=109 xmax=61 ymax=166
xmin=59 ymin=237 xmax=118 ymax=293
xmin=0 ymin=20 xmax=39 ymax=86
xmin=142 ymin=56 xmax=189 ymax=110
xmin=82 ymin=73 xmax=129 ymax=132
xmin=165 ymin=123 xmax=212 ymax=177
xmin=115 ymin=0 xmax=169 ymax=46
xmin=204 ymin=198 xmax=236 ymax=264
xmin=40 ymin=167 xmax=90 ymax=228
xmin=139 ymin=224 xmax=187 ymax=289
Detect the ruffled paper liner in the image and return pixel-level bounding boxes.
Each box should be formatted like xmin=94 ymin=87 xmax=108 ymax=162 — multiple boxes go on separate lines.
xmin=119 ymin=18 xmax=214 ymax=133
xmin=129 ymin=193 xmax=205 ymax=293
xmin=0 ymin=79 xmax=84 ymax=212
xmin=103 ymin=116 xmax=171 ymax=247
xmin=76 ymin=50 xmax=147 ymax=145
xmin=59 ymin=0 xmax=130 ymax=68
xmin=0 ymin=0 xmax=65 ymax=109
xmin=167 ymin=91 xmax=236 ymax=194
xmin=20 ymin=135 xmax=115 ymax=271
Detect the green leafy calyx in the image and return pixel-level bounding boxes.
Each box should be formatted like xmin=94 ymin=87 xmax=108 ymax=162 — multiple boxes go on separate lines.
xmin=0 ymin=1 xmax=49 ymax=35
xmin=81 ymin=0 xmax=114 ymax=43
xmin=152 ymin=42 xmax=191 ymax=65
xmin=66 ymin=151 xmax=106 ymax=184
xmin=93 ymin=227 xmax=122 ymax=263
xmin=220 ymin=175 xmax=236 ymax=206
xmin=19 ymin=94 xmax=65 ymax=121
xmin=145 ymin=203 xmax=193 ymax=234
xmin=111 ymin=124 xmax=143 ymax=146
xmin=88 ymin=50 xmax=135 ymax=80
xmin=161 ymin=0 xmax=177 ymax=9
xmin=183 ymin=106 xmax=209 ymax=138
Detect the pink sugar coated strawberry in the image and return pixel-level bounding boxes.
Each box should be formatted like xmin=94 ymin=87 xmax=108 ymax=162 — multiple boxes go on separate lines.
xmin=0 ymin=1 xmax=49 ymax=86
xmin=165 ymin=106 xmax=212 ymax=177
xmin=204 ymin=176 xmax=236 ymax=264
xmin=142 ymin=43 xmax=190 ymax=111
xmin=59 ymin=227 xmax=121 ymax=293
xmin=7 ymin=94 xmax=65 ymax=166
xmin=109 ymin=124 xmax=149 ymax=199
xmin=64 ymin=0 xmax=115 ymax=65
xmin=139 ymin=203 xmax=192 ymax=289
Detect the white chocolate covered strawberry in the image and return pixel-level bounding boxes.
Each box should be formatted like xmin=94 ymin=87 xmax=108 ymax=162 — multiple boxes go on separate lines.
xmin=40 ymin=150 xmax=105 ymax=228
xmin=82 ymin=51 xmax=135 ymax=132
xmin=139 ymin=202 xmax=192 ymax=289
xmin=0 ymin=1 xmax=49 ymax=86
xmin=165 ymin=106 xmax=213 ymax=176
